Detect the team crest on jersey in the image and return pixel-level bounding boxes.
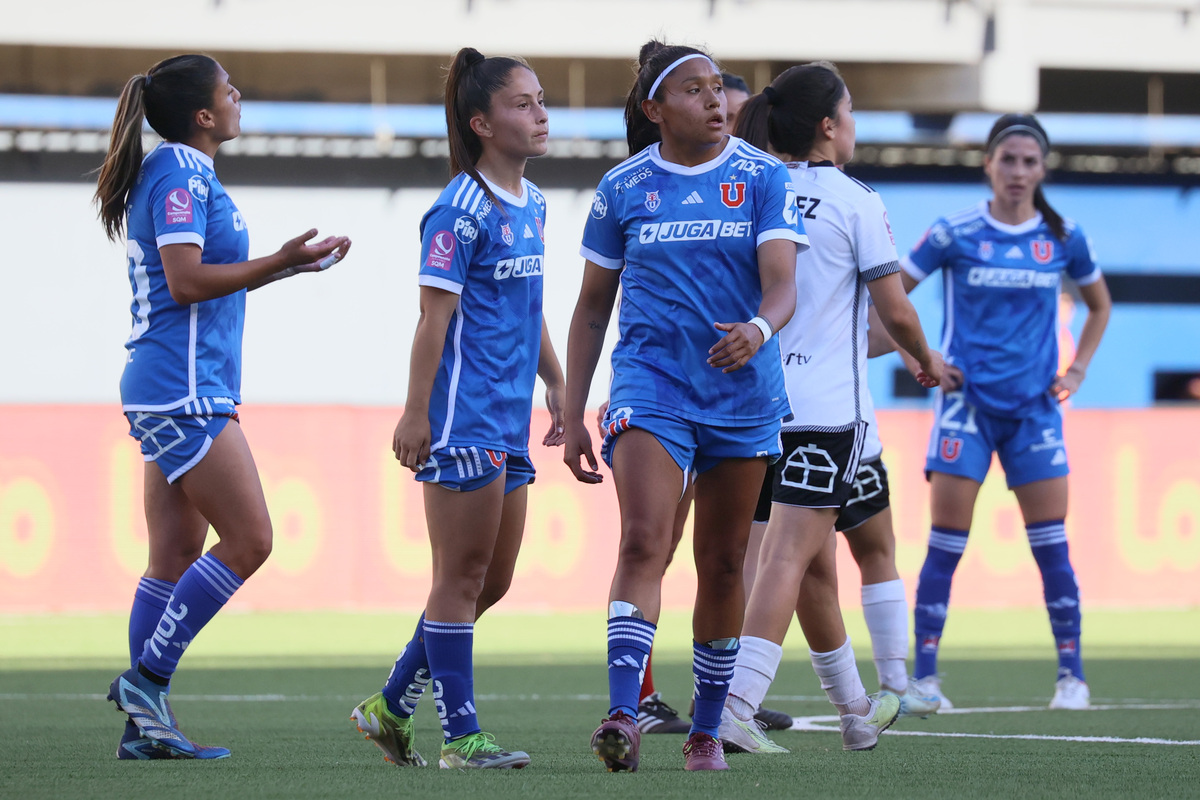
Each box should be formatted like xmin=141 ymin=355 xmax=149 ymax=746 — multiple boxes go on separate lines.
xmin=535 ymin=216 xmax=544 ymax=241
xmin=644 ymin=191 xmax=661 ymax=212
xmin=978 ymin=240 xmax=994 ymax=260
xmin=1031 ymin=239 xmax=1054 ymax=264
xmin=187 ymin=175 xmax=209 ymax=201
xmin=165 ymin=189 xmax=193 ymax=224
xmin=939 ymin=436 xmax=963 ymax=462
xmin=425 ymin=231 xmax=456 ymax=270
xmin=500 ymin=223 xmax=514 ymax=246
xmin=720 ymin=181 xmax=746 ymax=208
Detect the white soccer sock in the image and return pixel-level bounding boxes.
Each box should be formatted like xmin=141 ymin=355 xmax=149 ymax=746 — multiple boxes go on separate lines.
xmin=810 ymin=637 xmax=870 ymax=717
xmin=726 ymin=636 xmax=783 ymax=721
xmin=861 ymin=579 xmax=910 ymax=692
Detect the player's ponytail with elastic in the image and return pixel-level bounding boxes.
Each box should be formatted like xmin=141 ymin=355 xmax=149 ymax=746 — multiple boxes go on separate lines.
xmin=732 ymin=92 xmax=771 ymax=151
xmin=987 ymin=113 xmax=1066 ymax=242
xmin=94 ymin=54 xmax=221 ymax=242
xmin=445 ymin=47 xmax=530 ymax=210
xmin=623 ymin=40 xmax=712 ymax=156
xmin=758 ymin=62 xmax=845 ymax=161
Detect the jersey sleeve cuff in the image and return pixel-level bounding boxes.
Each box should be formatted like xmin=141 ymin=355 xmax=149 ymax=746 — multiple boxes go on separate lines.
xmin=861 ymin=260 xmax=901 ymax=282
xmin=580 ymin=246 xmax=624 ymax=270
xmin=757 ymin=230 xmax=810 ymax=252
xmin=156 ymin=232 xmax=204 ymax=248
xmin=418 ymin=274 xmax=465 ymax=294
xmin=900 ymin=256 xmax=929 ymax=281
xmin=1072 ymin=267 xmax=1102 ymax=287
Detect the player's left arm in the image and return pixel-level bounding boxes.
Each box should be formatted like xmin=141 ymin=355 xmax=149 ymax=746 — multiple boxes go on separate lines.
xmin=1052 ymin=276 xmax=1111 ymax=401
xmin=538 ymin=318 xmax=566 ymax=446
xmin=709 ymin=238 xmax=796 ymax=373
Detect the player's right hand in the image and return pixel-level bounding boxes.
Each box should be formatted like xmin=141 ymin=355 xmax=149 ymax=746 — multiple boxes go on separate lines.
xmin=393 ymin=412 xmax=431 ymax=472
xmin=595 ymin=400 xmax=610 ymax=439
xmin=564 ymin=421 xmax=603 ymax=484
xmin=914 ymin=350 xmax=946 ymax=388
xmin=279 ymin=228 xmax=351 ymax=271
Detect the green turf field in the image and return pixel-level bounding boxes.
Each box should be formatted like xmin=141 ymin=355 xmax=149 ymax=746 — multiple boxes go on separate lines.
xmin=2 ymin=609 xmax=1198 ymax=799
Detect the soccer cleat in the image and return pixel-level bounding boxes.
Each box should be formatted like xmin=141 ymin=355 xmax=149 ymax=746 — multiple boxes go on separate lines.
xmin=637 ymin=691 xmax=691 ymax=734
xmin=908 ymin=675 xmax=954 ymax=710
xmin=438 ymin=732 xmax=530 ymax=770
xmin=1049 ymin=674 xmax=1090 ymax=710
xmin=351 ymin=692 xmax=427 ymax=767
xmin=107 ymin=666 xmax=196 ymax=758
xmin=682 ymin=731 xmax=729 ymax=771
xmin=753 ymin=705 xmax=795 ymax=731
xmin=117 ymin=720 xmax=230 ymax=760
xmin=839 ymin=692 xmax=901 ymax=751
xmin=718 ymin=706 xmax=789 ymax=754
xmin=883 ymin=680 xmax=942 ymax=719
xmin=591 ymin=711 xmax=641 ymax=772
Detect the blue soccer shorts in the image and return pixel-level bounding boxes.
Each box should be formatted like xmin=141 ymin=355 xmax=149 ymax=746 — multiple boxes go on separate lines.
xmin=600 ymin=404 xmax=782 ymax=480
xmin=126 ymin=397 xmax=238 ymax=484
xmin=416 ymin=446 xmax=535 ymax=494
xmin=925 ymin=390 xmax=1069 ymax=488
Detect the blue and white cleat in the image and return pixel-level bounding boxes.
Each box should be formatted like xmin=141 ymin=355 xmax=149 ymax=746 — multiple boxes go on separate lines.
xmin=107 ymin=666 xmax=197 ymax=758
xmin=117 ymin=720 xmax=231 ymax=760
xmin=882 ymin=679 xmax=942 ymax=719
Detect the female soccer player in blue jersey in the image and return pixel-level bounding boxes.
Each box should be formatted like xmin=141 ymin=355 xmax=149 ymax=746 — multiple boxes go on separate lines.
xmin=350 ymin=47 xmax=564 ymax=771
xmin=717 ymin=63 xmax=943 ymax=755
xmin=95 ymin=54 xmax=350 ymax=760
xmin=902 ymin=114 xmax=1111 ymax=711
xmin=563 ymin=40 xmax=806 ymax=772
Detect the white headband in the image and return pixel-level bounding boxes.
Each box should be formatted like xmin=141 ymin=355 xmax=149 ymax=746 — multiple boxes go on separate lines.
xmin=647 ymin=53 xmax=716 ymax=102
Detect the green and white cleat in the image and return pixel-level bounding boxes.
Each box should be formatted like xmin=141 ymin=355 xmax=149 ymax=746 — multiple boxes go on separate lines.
xmin=351 ymin=692 xmax=427 ymax=767
xmin=908 ymin=675 xmax=954 ymax=711
xmin=718 ymin=706 xmax=789 ymax=754
xmin=840 ymin=692 xmax=901 ymax=751
xmin=439 ymin=732 xmax=530 ymax=770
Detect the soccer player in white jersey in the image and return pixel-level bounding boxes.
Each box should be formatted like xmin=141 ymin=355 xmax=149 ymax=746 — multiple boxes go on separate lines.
xmin=564 ymin=40 xmax=805 ymax=772
xmin=718 ymin=63 xmax=944 ymax=753
xmin=901 ymin=114 xmax=1111 ymax=711
xmin=351 ymin=48 xmax=565 ymax=771
xmin=95 ymin=55 xmax=350 ymax=760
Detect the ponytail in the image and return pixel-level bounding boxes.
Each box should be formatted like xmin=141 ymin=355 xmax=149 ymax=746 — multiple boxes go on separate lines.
xmin=733 ymin=92 xmax=770 ymax=151
xmin=1033 ymin=185 xmax=1067 ymax=242
xmin=444 ymin=47 xmax=530 ymax=210
xmin=986 ymin=113 xmax=1066 ymax=241
xmin=93 ymin=54 xmax=221 ymax=242
xmin=623 ymin=40 xmax=712 ymax=156
xmin=758 ymin=62 xmax=845 ymax=161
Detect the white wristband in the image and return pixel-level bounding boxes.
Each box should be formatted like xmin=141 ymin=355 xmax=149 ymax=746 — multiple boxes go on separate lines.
xmin=749 ymin=315 xmax=773 ymax=343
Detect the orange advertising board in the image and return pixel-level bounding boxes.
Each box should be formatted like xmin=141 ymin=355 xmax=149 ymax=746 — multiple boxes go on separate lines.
xmin=0 ymin=406 xmax=1197 ymax=613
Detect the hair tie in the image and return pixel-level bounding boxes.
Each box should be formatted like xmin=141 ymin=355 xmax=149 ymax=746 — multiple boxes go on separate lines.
xmin=762 ymin=85 xmax=779 ymax=105
xmin=143 ymin=73 xmax=152 ymax=88
xmin=465 ymin=50 xmax=486 ymax=68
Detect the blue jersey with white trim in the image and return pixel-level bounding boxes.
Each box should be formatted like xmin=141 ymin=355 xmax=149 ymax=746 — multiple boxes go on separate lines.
xmin=903 ymin=201 xmax=1100 ymax=416
xmin=580 ymin=137 xmax=808 ymax=426
xmin=120 ymin=143 xmax=250 ymax=412
xmin=418 ymin=173 xmax=546 ymax=456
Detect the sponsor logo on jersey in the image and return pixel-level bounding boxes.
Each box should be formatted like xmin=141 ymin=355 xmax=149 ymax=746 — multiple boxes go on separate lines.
xmin=883 ymin=210 xmax=895 ymax=245
xmin=535 ymin=216 xmax=544 ymax=241
xmin=720 ymin=181 xmax=745 ymax=208
xmin=500 ymin=223 xmax=514 ymax=246
xmin=928 ymin=223 xmax=952 ymax=249
xmin=783 ymin=188 xmax=799 ymax=226
xmin=232 ymin=210 xmax=246 ymax=231
xmin=978 ymin=240 xmax=993 ymax=260
xmin=644 ymin=191 xmax=661 ymax=212
xmin=493 ymin=254 xmax=543 ymax=280
xmin=620 ymin=167 xmax=653 ymax=191
xmin=453 ymin=215 xmax=478 ymax=243
xmin=730 ymin=158 xmax=766 ymax=176
xmin=939 ymin=436 xmax=962 ymax=462
xmin=1005 ymin=245 xmax=1024 ymax=259
xmin=425 ymin=231 xmax=456 ymax=270
xmin=680 ymin=191 xmax=704 ymax=205
xmin=782 ymin=352 xmax=812 ymax=366
xmin=590 ymin=190 xmax=608 ymax=219
xmin=638 ymin=219 xmax=753 ymax=244
xmin=187 ymin=175 xmax=209 ymax=201
xmin=1031 ymin=239 xmax=1054 ymax=264
xmin=523 ymin=224 xmax=534 ymax=239
xmin=165 ymin=189 xmax=193 ymax=224
xmin=967 ymin=267 xmax=1058 ymax=289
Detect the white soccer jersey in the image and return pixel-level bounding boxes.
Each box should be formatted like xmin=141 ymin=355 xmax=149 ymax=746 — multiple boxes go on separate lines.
xmin=777 ymin=162 xmax=900 ymax=436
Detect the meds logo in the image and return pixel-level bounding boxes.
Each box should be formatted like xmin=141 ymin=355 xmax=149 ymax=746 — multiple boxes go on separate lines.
xmin=425 ymin=231 xmax=456 ymax=270
xmin=187 ymin=175 xmax=209 ymax=201
xmin=165 ymin=189 xmax=193 ymax=224
xmin=453 ymin=215 xmax=478 ymax=244
xmin=590 ymin=190 xmax=608 ymax=219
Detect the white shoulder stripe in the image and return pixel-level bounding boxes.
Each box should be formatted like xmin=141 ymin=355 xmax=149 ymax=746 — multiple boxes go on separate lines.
xmin=603 ymin=151 xmax=654 ymax=182
xmin=451 ymin=176 xmax=471 ymax=208
xmin=945 ymin=205 xmax=982 ymax=225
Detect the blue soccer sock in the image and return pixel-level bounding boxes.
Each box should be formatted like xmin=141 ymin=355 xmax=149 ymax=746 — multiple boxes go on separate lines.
xmin=424 ymin=620 xmax=478 ymax=742
xmin=691 ymin=638 xmax=739 ymax=737
xmin=138 ymin=552 xmax=243 ymax=682
xmin=382 ymin=612 xmax=430 ymax=718
xmin=606 ymin=614 xmax=655 ymax=718
xmin=913 ymin=526 xmax=969 ymax=679
xmin=128 ymin=577 xmax=175 ymax=669
xmin=1027 ymin=520 xmax=1084 ymax=681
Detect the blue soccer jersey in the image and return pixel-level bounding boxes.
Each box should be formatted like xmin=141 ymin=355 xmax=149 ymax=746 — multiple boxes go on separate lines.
xmin=120 ymin=143 xmax=250 ymax=412
xmin=903 ymin=202 xmax=1100 ymax=416
xmin=580 ymin=137 xmax=808 ymax=426
xmin=418 ymin=173 xmax=546 ymax=457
